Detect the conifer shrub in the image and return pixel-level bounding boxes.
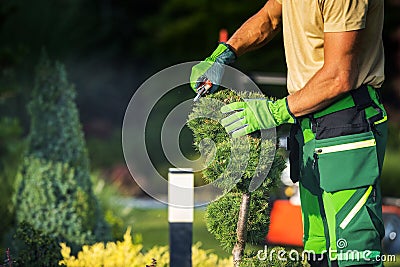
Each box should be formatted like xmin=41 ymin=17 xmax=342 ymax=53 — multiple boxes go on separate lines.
xmin=13 ymin=52 xmax=110 ymax=266
xmin=187 ymin=89 xmax=286 ymax=264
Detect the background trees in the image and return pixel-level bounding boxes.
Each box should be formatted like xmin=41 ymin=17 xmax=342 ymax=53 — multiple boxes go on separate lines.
xmin=12 ymin=52 xmax=110 ymax=266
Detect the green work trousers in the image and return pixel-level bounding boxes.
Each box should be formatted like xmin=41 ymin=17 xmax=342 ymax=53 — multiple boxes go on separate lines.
xmin=295 ymin=93 xmax=387 ymax=267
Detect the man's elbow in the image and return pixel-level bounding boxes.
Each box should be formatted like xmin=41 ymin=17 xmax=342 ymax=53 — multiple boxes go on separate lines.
xmin=332 ymin=71 xmax=358 ymax=96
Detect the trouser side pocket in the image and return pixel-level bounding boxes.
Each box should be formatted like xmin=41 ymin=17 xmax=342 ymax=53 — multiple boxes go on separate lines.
xmin=315 ymin=131 xmax=379 ymax=193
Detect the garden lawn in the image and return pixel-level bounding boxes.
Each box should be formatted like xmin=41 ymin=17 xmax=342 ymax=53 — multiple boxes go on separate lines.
xmin=128 ymin=208 xmax=230 ymax=258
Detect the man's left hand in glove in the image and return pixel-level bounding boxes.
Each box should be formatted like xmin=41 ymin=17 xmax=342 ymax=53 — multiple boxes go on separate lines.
xmin=220 ymin=97 xmax=296 ymax=138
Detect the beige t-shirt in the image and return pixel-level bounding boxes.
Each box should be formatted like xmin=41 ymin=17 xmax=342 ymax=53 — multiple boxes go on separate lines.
xmin=276 ymin=0 xmax=385 ymax=94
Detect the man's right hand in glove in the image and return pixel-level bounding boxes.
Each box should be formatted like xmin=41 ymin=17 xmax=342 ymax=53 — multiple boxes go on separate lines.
xmin=190 ymin=42 xmax=237 ymax=95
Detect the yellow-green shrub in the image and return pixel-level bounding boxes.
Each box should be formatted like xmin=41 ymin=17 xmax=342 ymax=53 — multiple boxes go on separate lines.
xmin=59 ymin=228 xmax=233 ymax=267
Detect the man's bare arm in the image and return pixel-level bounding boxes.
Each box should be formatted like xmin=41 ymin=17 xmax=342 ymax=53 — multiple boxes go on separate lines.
xmin=226 ymin=0 xmax=282 ymax=56
xmin=287 ymin=30 xmax=361 ymax=117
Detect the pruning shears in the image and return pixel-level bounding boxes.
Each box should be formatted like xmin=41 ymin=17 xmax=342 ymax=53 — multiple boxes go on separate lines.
xmin=193 ymin=76 xmax=213 ymax=102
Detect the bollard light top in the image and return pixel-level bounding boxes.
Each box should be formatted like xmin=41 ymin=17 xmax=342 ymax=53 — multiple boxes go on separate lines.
xmin=168 ymin=168 xmax=194 ymax=174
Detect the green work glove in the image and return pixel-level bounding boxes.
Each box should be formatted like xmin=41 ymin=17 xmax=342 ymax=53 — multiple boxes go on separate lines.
xmin=220 ymin=97 xmax=295 ymax=138
xmin=190 ymin=42 xmax=236 ymax=94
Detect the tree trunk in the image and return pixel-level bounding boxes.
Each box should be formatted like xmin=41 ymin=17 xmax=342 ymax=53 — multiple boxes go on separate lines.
xmin=232 ymin=192 xmax=251 ymax=267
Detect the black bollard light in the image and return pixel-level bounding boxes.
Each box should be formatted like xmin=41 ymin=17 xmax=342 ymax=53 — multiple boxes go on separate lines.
xmin=168 ymin=168 xmax=193 ymax=267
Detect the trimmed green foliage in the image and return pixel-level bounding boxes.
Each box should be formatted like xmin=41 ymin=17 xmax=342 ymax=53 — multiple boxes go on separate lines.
xmin=187 ymin=89 xmax=286 ymax=253
xmin=13 ymin=52 xmax=110 ymax=266
xmin=205 ymin=190 xmax=272 ymax=251
xmin=188 ymin=90 xmax=284 ymax=192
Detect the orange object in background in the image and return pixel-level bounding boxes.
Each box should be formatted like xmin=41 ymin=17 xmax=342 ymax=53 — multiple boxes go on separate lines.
xmin=266 ymin=199 xmax=400 ymax=254
xmin=266 ymin=199 xmax=303 ymax=247
xmin=219 ymin=29 xmax=229 ymax=43
xmin=383 ymin=205 xmax=400 ymax=217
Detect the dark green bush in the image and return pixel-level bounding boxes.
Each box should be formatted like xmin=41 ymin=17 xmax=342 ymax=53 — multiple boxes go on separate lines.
xmin=13 ymin=222 xmax=61 ymax=267
xmin=13 ymin=52 xmax=110 ymax=266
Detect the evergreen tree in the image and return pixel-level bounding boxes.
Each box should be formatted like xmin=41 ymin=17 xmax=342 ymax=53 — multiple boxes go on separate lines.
xmin=13 ymin=52 xmax=110 ymax=266
xmin=188 ymin=90 xmax=286 ymax=266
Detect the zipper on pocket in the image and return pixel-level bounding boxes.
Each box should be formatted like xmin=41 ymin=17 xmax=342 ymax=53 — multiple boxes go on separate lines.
xmin=372 ymin=186 xmax=377 ymax=202
xmin=312 ymin=152 xmax=319 ymax=170
xmin=315 ymin=139 xmax=375 ymax=155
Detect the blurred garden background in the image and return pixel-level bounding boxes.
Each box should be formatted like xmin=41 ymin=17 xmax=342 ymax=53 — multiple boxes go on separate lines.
xmin=0 ymin=0 xmax=399 ymax=266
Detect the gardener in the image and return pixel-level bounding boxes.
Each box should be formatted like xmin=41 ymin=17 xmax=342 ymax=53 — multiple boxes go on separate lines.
xmin=190 ymin=0 xmax=387 ymax=267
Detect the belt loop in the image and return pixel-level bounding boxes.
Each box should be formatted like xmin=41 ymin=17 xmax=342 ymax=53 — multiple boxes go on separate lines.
xmin=308 ymin=114 xmax=317 ymax=133
xmin=350 ymin=84 xmax=373 ymax=111
xmin=351 ymin=85 xmax=384 ymax=125
xmin=374 ymin=86 xmax=383 ymax=104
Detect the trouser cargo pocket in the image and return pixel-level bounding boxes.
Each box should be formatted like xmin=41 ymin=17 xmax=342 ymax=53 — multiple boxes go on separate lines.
xmin=315 ymin=131 xmax=379 ymax=192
